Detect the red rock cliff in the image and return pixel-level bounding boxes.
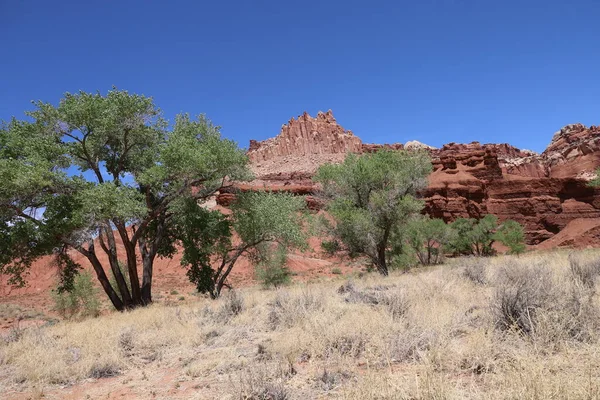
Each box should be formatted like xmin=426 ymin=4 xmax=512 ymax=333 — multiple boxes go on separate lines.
xmin=236 ymin=112 xmax=600 ymax=246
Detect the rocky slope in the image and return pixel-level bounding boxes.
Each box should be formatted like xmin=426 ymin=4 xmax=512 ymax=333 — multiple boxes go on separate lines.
xmin=229 ymin=111 xmax=600 ymax=246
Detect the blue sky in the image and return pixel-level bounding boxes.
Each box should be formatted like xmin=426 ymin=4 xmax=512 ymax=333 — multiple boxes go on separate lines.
xmin=1 ymin=1 xmax=599 ymax=153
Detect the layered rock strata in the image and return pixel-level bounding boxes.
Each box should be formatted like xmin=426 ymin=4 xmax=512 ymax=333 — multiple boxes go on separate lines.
xmin=224 ymin=111 xmax=600 ymax=246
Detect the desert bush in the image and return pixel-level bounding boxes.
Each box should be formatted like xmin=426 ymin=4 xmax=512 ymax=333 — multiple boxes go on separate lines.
xmin=317 ymin=368 xmax=352 ymax=391
xmin=233 ymin=362 xmax=291 ymax=400
xmin=218 ymin=290 xmax=244 ymax=320
xmin=52 ymin=271 xmax=101 ymax=319
xmin=568 ymin=253 xmax=600 ymax=289
xmin=267 ymin=289 xmax=324 ymax=329
xmin=338 ymin=282 xmax=409 ymax=320
xmin=462 ymin=258 xmax=488 ymax=285
xmin=386 ymin=327 xmax=438 ymax=363
xmin=492 ymin=262 xmax=555 ymax=334
xmin=321 ymin=239 xmax=341 ymax=256
xmin=324 ymin=333 xmax=367 ymax=358
xmin=256 ymin=245 xmax=291 ymax=289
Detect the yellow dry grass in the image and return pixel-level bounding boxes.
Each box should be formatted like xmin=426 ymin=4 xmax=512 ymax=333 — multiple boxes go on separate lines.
xmin=2 ymin=249 xmax=600 ymax=399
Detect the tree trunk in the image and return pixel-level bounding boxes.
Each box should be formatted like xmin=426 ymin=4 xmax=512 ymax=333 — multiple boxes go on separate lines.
xmin=100 ymin=226 xmax=134 ymax=308
xmin=115 ymin=222 xmax=143 ymax=305
xmin=376 ymin=243 xmax=389 ymax=276
xmin=83 ymin=243 xmax=125 ymax=311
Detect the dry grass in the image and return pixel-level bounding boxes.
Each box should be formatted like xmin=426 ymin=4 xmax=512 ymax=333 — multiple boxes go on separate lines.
xmin=3 ymin=250 xmax=600 ymax=399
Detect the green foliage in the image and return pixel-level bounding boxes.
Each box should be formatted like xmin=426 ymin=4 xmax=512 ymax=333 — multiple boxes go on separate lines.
xmin=446 ymin=215 xmax=498 ymax=256
xmin=177 ymin=191 xmax=306 ymax=298
xmin=54 ymin=252 xmax=82 ymax=293
xmin=494 ymin=219 xmax=526 ymax=255
xmin=255 ymin=244 xmax=291 ymax=288
xmin=588 ymin=169 xmax=600 ymax=187
xmin=0 ymin=88 xmax=250 ymax=310
xmin=406 ymin=216 xmax=455 ymax=265
xmin=321 ymin=239 xmax=341 ymax=255
xmin=314 ymin=150 xmax=432 ymax=275
xmin=52 ymin=271 xmax=101 ymax=319
xmin=470 ymin=215 xmax=498 ymax=256
xmin=446 ymin=218 xmax=476 ymax=256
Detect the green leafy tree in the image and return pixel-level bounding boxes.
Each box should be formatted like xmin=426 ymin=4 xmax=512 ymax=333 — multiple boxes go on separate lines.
xmin=494 ymin=219 xmax=526 ymax=255
xmin=447 ymin=215 xmax=498 ymax=256
xmin=314 ymin=150 xmax=432 ymax=276
xmin=471 ymin=214 xmax=498 ymax=256
xmin=446 ymin=218 xmax=476 ymax=256
xmin=406 ymin=216 xmax=455 ymax=265
xmin=176 ymin=191 xmax=306 ymax=298
xmin=0 ymin=89 xmax=249 ymax=310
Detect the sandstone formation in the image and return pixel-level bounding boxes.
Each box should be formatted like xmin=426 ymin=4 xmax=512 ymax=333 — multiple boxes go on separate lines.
xmin=226 ymin=110 xmax=600 ymax=247
xmin=248 ymin=110 xmax=361 ymax=164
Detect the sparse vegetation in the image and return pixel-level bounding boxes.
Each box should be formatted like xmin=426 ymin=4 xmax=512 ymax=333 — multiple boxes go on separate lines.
xmin=255 ymin=245 xmax=292 ymax=289
xmin=52 ymin=270 xmax=101 ymax=319
xmin=3 ymin=250 xmax=600 ymax=399
xmin=321 ymin=239 xmax=341 ymax=255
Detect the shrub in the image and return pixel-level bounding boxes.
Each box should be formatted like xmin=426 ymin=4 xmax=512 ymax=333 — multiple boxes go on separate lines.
xmin=321 ymin=239 xmax=341 ymax=256
xmin=218 ymin=290 xmax=244 ymax=319
xmin=267 ymin=290 xmax=324 ymax=329
xmin=256 ymin=245 xmax=291 ymax=289
xmin=52 ymin=270 xmax=101 ymax=319
xmin=338 ymin=283 xmax=408 ymax=320
xmin=462 ymin=258 xmax=487 ymax=285
xmin=568 ymin=254 xmax=600 ymax=289
xmin=492 ymin=262 xmax=554 ymax=334
xmin=494 ymin=220 xmax=526 ymax=255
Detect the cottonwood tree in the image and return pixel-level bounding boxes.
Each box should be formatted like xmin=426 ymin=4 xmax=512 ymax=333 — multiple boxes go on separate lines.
xmin=405 ymin=215 xmax=454 ymax=265
xmin=494 ymin=219 xmax=526 ymax=255
xmin=0 ymin=89 xmax=249 ymax=310
xmin=314 ymin=150 xmax=432 ymax=275
xmin=175 ymin=191 xmax=306 ymax=298
xmin=447 ymin=215 xmax=499 ymax=256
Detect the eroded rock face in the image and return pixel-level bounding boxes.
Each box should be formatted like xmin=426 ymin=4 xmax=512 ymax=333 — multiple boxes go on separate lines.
xmin=248 ymin=110 xmax=362 ymax=163
xmin=541 ymin=123 xmax=600 ymax=179
xmin=238 ymin=114 xmax=600 ymax=246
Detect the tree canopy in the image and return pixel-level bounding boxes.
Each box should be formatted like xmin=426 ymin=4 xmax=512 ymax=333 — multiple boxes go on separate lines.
xmin=0 ymin=88 xmax=250 ymax=310
xmin=314 ymin=150 xmax=432 ymax=275
xmin=175 ymin=191 xmax=307 ymax=298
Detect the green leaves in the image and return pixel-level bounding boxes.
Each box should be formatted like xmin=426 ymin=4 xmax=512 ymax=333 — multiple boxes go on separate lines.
xmin=29 ymin=88 xmax=165 ymax=180
xmin=232 ymin=191 xmax=306 ymax=250
xmin=406 ymin=215 xmax=454 ymax=265
xmin=494 ymin=220 xmax=526 ymax=255
xmin=76 ymin=183 xmax=146 ymax=223
xmin=0 ymin=88 xmax=251 ymax=302
xmin=315 ymin=150 xmax=432 ymax=274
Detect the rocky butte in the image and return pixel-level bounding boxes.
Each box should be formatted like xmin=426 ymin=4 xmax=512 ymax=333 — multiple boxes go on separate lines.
xmin=219 ymin=111 xmax=600 ymax=247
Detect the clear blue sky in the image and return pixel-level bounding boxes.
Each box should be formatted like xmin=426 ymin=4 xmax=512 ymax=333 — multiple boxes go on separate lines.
xmin=1 ymin=1 xmax=599 ymax=153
